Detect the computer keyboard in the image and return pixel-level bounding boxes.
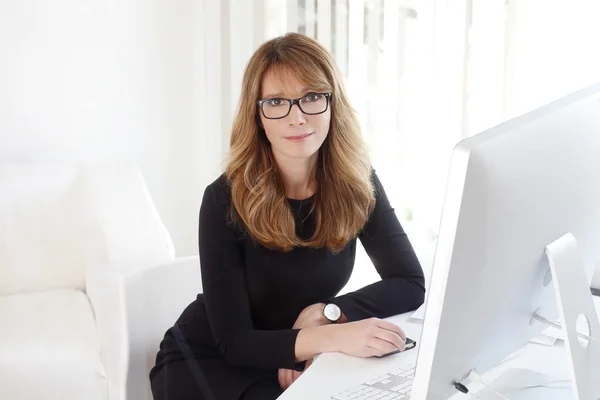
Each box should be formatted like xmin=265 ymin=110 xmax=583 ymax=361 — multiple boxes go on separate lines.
xmin=331 ymin=363 xmax=415 ymax=400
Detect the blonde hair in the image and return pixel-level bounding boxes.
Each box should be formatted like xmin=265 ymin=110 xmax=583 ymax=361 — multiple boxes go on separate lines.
xmin=225 ymin=33 xmax=375 ymax=253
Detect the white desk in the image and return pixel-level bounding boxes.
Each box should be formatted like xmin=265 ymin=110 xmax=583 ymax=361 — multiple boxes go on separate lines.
xmin=279 ymin=296 xmax=600 ymax=400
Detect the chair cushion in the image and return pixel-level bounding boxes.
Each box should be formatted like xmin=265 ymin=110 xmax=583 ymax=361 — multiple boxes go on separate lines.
xmin=0 ymin=289 xmax=108 ymax=400
xmin=0 ymin=161 xmax=175 ymax=296
xmin=0 ymin=164 xmax=89 ymax=296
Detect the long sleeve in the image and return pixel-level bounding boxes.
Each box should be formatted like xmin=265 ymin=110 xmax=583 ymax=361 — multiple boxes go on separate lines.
xmin=198 ymin=181 xmax=302 ymax=370
xmin=329 ymin=172 xmax=426 ymax=321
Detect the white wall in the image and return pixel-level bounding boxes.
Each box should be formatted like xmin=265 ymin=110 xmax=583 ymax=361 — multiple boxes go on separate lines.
xmin=0 ymin=0 xmax=224 ymax=256
xmin=505 ymin=0 xmax=600 ymax=118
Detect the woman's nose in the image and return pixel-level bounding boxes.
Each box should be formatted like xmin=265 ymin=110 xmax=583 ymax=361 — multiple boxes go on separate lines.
xmin=287 ymin=103 xmax=306 ymax=126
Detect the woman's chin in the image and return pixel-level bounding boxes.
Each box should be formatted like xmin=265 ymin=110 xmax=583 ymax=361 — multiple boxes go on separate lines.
xmin=275 ymin=145 xmax=320 ymax=161
xmin=287 ymin=150 xmax=319 ymax=160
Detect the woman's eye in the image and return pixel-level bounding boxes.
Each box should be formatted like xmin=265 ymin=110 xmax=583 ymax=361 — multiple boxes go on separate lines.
xmin=304 ymin=93 xmax=322 ymax=102
xmin=267 ymin=98 xmax=285 ymax=107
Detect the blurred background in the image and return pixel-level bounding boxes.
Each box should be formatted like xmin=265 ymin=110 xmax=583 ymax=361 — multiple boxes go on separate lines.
xmin=2 ymin=0 xmax=599 ymax=289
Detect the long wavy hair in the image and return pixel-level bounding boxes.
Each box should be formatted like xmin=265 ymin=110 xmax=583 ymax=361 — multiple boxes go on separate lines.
xmin=225 ymin=33 xmax=375 ymax=253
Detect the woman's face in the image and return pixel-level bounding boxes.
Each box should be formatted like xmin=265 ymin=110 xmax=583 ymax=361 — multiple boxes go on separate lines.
xmin=259 ymin=68 xmax=331 ymax=162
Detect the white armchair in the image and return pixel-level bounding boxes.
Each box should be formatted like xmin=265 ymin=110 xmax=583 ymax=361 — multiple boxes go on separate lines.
xmin=0 ymin=161 xmax=202 ymax=400
xmin=86 ymin=256 xmax=202 ymax=400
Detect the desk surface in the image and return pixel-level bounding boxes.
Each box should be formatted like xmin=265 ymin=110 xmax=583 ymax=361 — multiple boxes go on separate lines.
xmin=278 ymin=296 xmax=600 ymax=400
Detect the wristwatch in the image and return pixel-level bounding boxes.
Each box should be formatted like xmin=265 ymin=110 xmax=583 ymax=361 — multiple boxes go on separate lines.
xmin=323 ymin=303 xmax=342 ymax=323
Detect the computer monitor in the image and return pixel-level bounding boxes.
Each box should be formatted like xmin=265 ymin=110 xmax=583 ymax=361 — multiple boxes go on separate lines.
xmin=411 ymin=82 xmax=600 ymax=399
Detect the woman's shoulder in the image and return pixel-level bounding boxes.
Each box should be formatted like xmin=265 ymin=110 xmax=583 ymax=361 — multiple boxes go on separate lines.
xmin=201 ymin=173 xmax=232 ymax=211
xmin=370 ymin=168 xmax=383 ymax=190
xmin=200 ymin=174 xmax=247 ymax=238
xmin=208 ymin=173 xmax=230 ymax=193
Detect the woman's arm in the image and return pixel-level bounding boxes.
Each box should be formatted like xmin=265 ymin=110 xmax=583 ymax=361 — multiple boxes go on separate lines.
xmin=294 ymin=324 xmax=338 ymax=361
xmin=327 ymin=171 xmax=426 ymax=321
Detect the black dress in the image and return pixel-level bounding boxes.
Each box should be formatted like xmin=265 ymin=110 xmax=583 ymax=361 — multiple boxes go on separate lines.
xmin=149 ymin=172 xmax=425 ymax=400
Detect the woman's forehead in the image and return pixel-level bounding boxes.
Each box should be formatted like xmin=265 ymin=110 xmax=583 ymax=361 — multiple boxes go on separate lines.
xmin=260 ymin=67 xmax=310 ymax=98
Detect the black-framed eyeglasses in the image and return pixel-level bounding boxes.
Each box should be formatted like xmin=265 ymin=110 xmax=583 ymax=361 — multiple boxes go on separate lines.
xmin=257 ymin=92 xmax=332 ymax=120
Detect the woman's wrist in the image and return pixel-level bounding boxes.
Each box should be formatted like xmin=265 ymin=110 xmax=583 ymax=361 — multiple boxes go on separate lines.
xmin=317 ymin=323 xmax=340 ymax=353
xmin=295 ymin=324 xmax=340 ymax=362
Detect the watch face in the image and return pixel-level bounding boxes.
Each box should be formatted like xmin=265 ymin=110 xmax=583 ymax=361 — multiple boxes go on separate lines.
xmin=324 ymin=304 xmax=341 ymax=321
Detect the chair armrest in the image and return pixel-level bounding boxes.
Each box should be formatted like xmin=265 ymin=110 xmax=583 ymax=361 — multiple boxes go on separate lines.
xmin=85 ymin=256 xmax=202 ymax=400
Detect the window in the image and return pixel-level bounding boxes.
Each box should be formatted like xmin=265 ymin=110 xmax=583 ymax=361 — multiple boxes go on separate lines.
xmin=291 ymin=1 xmax=445 ymax=290
xmin=221 ymin=0 xmax=600 ymax=290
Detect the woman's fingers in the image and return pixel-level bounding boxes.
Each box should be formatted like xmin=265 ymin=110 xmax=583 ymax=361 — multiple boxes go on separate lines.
xmin=374 ymin=328 xmax=406 ymax=352
xmin=278 ymin=369 xmax=292 ymax=390
xmin=287 ymin=370 xmax=295 ymax=389
xmin=279 ymin=367 xmax=305 ymax=390
xmin=278 ymin=369 xmax=285 ymax=389
xmin=374 ymin=319 xmax=407 ymax=342
xmin=334 ymin=318 xmax=410 ymax=359
xmin=367 ymin=336 xmax=402 ymax=356
xmin=292 ymin=369 xmax=303 ymax=383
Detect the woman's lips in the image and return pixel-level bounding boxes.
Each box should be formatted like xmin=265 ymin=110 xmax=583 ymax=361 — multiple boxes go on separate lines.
xmin=285 ymin=132 xmax=313 ymax=141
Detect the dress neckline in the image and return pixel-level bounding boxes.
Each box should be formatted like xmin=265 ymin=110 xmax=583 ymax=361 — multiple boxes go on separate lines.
xmin=287 ymin=194 xmax=315 ymax=206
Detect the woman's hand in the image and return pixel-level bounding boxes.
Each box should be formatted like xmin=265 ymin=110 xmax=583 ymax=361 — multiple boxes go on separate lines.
xmin=332 ymin=317 xmax=406 ymax=358
xmin=278 ymin=358 xmax=314 ymax=390
xmin=279 ymin=317 xmax=405 ymax=390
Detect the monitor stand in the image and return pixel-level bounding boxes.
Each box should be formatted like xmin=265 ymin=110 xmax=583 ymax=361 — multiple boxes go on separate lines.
xmin=545 ymin=232 xmax=600 ymax=400
xmin=475 ymin=233 xmax=599 ymax=400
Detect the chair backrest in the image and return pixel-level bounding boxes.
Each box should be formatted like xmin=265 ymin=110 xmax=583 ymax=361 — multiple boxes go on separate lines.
xmin=0 ymin=161 xmax=174 ymax=296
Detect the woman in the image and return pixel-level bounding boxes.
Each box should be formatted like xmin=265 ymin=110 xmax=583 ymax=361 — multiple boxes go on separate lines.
xmin=149 ymin=32 xmax=425 ymax=400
